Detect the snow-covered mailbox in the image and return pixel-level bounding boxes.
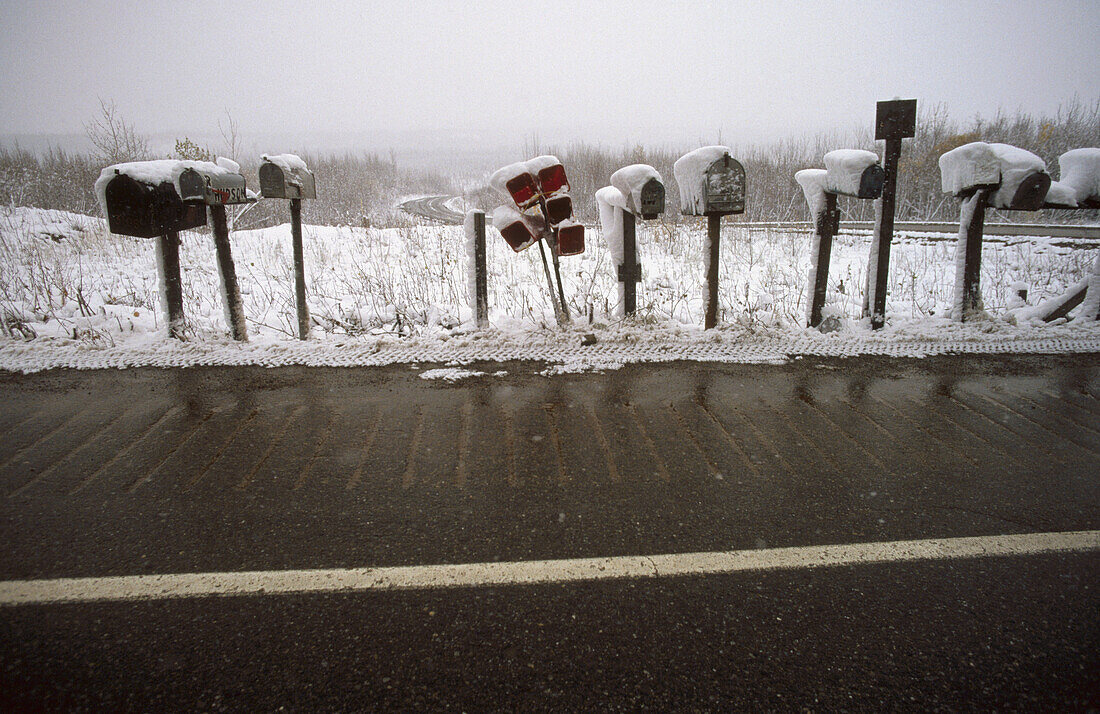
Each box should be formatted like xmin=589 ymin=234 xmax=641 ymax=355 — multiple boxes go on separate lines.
xmin=489 ymin=156 xmax=585 ymax=325
xmin=96 ymin=159 xmax=252 ymax=341
xmin=795 ymin=150 xmax=885 ymax=328
xmin=599 ymin=164 xmax=665 ymax=316
xmin=1011 ymin=148 xmax=1100 ymax=323
xmin=259 ymin=154 xmax=317 ymax=340
xmin=673 ymin=146 xmax=745 ymax=328
xmin=938 ymin=142 xmax=1052 ymax=320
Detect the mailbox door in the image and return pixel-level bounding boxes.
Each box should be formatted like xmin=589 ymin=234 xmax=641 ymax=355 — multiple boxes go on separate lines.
xmin=258 ymin=162 xmax=288 ymax=199
xmin=1006 ymin=172 xmax=1052 ymax=211
xmin=544 ymin=195 xmax=572 ymax=225
xmin=857 ymin=165 xmax=886 ymax=199
xmin=639 ymin=178 xmax=665 ymax=219
xmin=556 ymin=222 xmax=584 ymax=256
xmin=506 ymin=173 xmax=541 ymax=210
xmin=703 ymin=159 xmax=746 ymax=215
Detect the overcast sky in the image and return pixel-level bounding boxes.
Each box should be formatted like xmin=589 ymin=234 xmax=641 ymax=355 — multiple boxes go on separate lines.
xmin=1 ymin=0 xmax=1097 ymax=157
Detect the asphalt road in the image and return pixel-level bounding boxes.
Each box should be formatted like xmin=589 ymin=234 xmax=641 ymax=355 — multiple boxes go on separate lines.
xmin=1 ymin=355 xmax=1098 ymax=711
xmin=399 ymin=196 xmax=467 ymax=225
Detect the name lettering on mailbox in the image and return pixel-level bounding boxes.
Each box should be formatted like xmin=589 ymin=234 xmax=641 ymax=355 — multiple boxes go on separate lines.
xmin=211 ymin=185 xmax=248 ymax=205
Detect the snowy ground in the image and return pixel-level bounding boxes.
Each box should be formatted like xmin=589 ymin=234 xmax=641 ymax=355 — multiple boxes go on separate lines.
xmin=1 ymin=205 xmax=1098 ymax=374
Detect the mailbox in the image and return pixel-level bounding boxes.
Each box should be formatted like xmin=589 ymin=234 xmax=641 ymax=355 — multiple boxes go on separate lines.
xmin=543 ymin=194 xmax=573 ymax=225
xmin=101 ymin=172 xmax=206 ymax=238
xmin=1047 ymin=148 xmax=1100 ymax=209
xmin=492 ymin=206 xmax=540 ymax=252
xmin=610 ymin=164 xmax=665 ymax=219
xmin=556 ymin=219 xmax=584 ymax=256
xmin=491 ymin=162 xmax=542 ymax=210
xmin=823 ymin=150 xmax=884 ymax=199
xmin=702 ymin=156 xmax=746 ymax=215
xmin=178 ymin=166 xmax=252 ymax=206
xmin=939 ymin=141 xmax=1050 ymax=211
xmin=259 ymin=156 xmax=317 ymax=200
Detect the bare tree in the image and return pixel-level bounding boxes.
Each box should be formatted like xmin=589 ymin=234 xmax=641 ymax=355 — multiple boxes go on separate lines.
xmin=83 ymin=99 xmax=149 ymax=165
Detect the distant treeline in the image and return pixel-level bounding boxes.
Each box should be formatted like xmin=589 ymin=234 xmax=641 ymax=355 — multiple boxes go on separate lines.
xmin=1 ymin=99 xmax=1097 ymax=228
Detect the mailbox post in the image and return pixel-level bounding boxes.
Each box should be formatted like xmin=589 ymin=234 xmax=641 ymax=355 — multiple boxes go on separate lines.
xmin=96 ymin=160 xmax=253 ymax=340
xmin=938 ymin=141 xmax=1052 ymax=320
xmin=673 ymin=146 xmax=745 ymax=329
xmin=178 ymin=165 xmax=254 ymax=341
xmin=464 ymin=209 xmax=489 ymax=328
xmin=868 ymin=99 xmax=917 ymax=329
xmin=796 ymin=150 xmax=885 ymax=328
xmin=490 ymin=157 xmax=585 ymax=326
xmin=609 ymin=165 xmax=665 ymax=316
xmin=259 ymin=154 xmax=317 ymax=340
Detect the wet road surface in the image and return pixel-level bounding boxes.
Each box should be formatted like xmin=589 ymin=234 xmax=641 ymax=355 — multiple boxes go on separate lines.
xmin=1 ymin=355 xmax=1098 ymax=710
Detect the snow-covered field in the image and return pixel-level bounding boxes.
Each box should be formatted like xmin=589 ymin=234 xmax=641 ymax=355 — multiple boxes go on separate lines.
xmin=1 ymin=205 xmax=1098 ymax=373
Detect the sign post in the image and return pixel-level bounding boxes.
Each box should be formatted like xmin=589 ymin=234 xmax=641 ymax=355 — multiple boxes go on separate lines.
xmin=869 ymin=99 xmax=917 ymax=329
xmin=259 ymin=155 xmax=317 ymax=340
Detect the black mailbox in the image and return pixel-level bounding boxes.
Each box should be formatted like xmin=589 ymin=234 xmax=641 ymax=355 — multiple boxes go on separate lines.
xmin=703 ymin=156 xmax=746 ymax=215
xmin=178 ymin=167 xmax=251 ymax=206
xmin=259 ymin=159 xmax=317 ymax=200
xmin=102 ymin=172 xmax=206 ymax=238
xmin=636 ymin=178 xmax=665 ymax=219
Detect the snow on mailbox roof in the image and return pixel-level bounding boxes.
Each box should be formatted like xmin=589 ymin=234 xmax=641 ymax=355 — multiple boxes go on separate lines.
xmin=262 ymin=153 xmax=309 ymax=173
xmin=673 ymin=146 xmax=731 ymax=215
xmin=795 ymin=169 xmax=829 ymax=217
xmin=489 ymin=162 xmax=534 ymax=200
xmin=1057 ymin=148 xmax=1100 ymax=203
xmin=523 ymin=155 xmax=561 ymax=176
xmin=823 ymin=149 xmax=878 ymax=196
xmin=610 ymin=164 xmax=661 ymax=214
xmin=938 ymin=141 xmax=1047 ymax=200
xmin=94 ymin=159 xmax=238 ymax=215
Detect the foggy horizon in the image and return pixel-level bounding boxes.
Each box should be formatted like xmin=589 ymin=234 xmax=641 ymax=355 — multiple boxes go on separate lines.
xmin=1 ymin=0 xmax=1098 ymax=169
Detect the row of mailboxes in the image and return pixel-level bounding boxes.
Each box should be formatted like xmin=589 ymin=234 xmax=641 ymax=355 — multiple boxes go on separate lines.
xmin=100 ymin=157 xmax=316 ymax=239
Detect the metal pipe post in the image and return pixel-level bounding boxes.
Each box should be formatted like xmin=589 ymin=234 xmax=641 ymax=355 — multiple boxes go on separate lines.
xmin=705 ymin=214 xmax=722 ymax=329
xmin=621 ymin=211 xmax=639 ymax=316
xmin=209 ymin=205 xmax=248 ymax=341
xmin=536 ymin=238 xmax=566 ymax=327
xmin=158 ymin=230 xmax=185 ymax=339
xmin=290 ymin=198 xmax=310 ymax=340
xmin=474 ymin=210 xmax=488 ymax=328
xmin=870 ymin=138 xmax=902 ymax=329
xmin=809 ymin=192 xmax=839 ymax=327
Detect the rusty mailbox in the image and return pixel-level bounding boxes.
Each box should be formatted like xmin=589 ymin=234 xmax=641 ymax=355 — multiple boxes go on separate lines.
xmin=259 ymin=159 xmax=317 ymax=200
xmin=178 ymin=166 xmax=252 ymax=206
xmin=703 ymin=156 xmax=746 ymax=216
xmin=102 ymin=172 xmax=206 ymax=239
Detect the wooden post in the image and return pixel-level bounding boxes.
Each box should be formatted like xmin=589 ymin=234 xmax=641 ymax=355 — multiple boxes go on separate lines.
xmin=809 ymin=192 xmax=839 ymax=327
xmin=290 ymin=198 xmax=310 ymax=340
xmin=209 ymin=205 xmax=248 ymax=341
xmin=957 ymin=188 xmax=993 ymax=320
xmin=158 ymin=230 xmax=185 ymax=339
xmin=620 ymin=211 xmax=640 ymax=316
xmin=705 ymin=213 xmax=722 ymax=329
xmin=870 ymin=138 xmax=901 ymax=329
xmin=474 ymin=210 xmax=488 ymax=328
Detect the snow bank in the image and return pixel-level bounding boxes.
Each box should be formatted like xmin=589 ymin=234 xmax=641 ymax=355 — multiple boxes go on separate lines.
xmin=823 ymin=149 xmax=879 ymax=196
xmin=610 ymin=164 xmax=661 ymax=215
xmin=94 ymin=159 xmax=238 ymax=215
xmin=1057 ymin=148 xmax=1100 ymax=204
xmin=673 ymin=146 xmax=731 ymax=215
xmin=795 ymin=169 xmax=829 ymax=218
